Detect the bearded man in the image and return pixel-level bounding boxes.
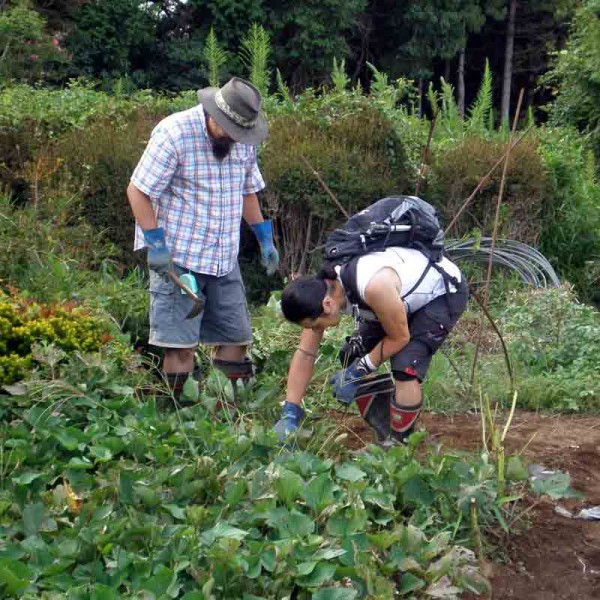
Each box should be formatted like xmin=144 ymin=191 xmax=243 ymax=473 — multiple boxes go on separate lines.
xmin=127 ymin=77 xmax=278 ymax=400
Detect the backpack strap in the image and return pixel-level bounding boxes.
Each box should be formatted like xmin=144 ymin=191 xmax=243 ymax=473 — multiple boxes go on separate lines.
xmin=401 ymin=255 xmax=462 ymax=317
xmin=428 ymin=260 xmax=463 ymax=317
xmin=342 ymin=252 xmax=463 ymax=318
xmin=339 ymin=258 xmax=370 ymax=309
xmin=401 ymin=262 xmax=432 ymax=300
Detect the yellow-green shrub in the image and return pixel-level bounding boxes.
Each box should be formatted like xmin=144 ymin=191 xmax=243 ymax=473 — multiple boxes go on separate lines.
xmin=0 ymin=293 xmax=115 ymax=385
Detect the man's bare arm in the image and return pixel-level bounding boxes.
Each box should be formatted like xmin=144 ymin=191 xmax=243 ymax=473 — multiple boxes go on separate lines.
xmin=242 ymin=193 xmax=265 ymax=226
xmin=127 ymin=182 xmax=158 ymax=230
xmin=286 ymin=327 xmax=324 ymax=404
xmin=363 ymin=268 xmax=410 ymax=367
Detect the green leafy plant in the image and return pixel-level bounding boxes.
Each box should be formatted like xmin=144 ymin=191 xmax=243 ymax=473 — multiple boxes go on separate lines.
xmin=202 ymin=27 xmax=229 ymax=87
xmin=0 ymin=290 xmax=125 ymax=385
xmin=331 ymin=57 xmax=350 ymax=93
xmin=0 ymin=0 xmax=65 ymax=84
xmin=467 ymin=60 xmax=494 ymax=135
xmin=240 ymin=23 xmax=271 ymax=97
xmin=0 ymin=342 xmax=506 ymax=598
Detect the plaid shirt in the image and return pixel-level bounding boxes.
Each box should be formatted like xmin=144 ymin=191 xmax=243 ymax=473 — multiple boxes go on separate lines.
xmin=131 ymin=105 xmax=265 ymax=276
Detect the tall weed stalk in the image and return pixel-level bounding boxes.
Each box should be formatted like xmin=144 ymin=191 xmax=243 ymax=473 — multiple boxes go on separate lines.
xmin=240 ymin=23 xmax=271 ymax=97
xmin=202 ymin=27 xmax=228 ymax=87
xmin=331 ymin=57 xmax=350 ymax=92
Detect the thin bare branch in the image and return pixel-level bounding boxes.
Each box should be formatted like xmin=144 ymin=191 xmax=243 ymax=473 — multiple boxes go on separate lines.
xmin=444 ymin=123 xmax=534 ymax=236
xmin=300 ymin=154 xmax=349 ymax=219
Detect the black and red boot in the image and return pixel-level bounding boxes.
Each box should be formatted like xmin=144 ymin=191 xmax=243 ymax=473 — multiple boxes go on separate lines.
xmin=353 ymin=373 xmax=395 ymax=443
xmin=384 ymin=399 xmax=423 ymax=447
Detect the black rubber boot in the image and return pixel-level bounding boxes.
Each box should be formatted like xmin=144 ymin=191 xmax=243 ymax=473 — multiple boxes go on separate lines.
xmin=354 ymin=374 xmax=395 ymax=443
xmin=212 ymin=358 xmax=254 ymax=401
xmin=163 ymin=367 xmax=202 ymax=406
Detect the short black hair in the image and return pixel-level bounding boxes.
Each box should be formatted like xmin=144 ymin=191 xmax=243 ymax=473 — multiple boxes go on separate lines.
xmin=281 ymin=276 xmax=327 ymax=323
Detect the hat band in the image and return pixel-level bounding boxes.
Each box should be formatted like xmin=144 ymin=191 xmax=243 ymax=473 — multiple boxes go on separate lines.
xmin=215 ymin=90 xmax=257 ymax=129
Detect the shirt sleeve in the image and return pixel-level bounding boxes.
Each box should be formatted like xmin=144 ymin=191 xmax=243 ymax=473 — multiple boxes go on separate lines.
xmin=243 ymin=146 xmax=266 ymax=195
xmin=130 ymin=125 xmax=179 ymax=200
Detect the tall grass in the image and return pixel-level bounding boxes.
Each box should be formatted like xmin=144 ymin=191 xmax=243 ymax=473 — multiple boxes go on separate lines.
xmin=240 ymin=23 xmax=271 ymax=97
xmin=202 ymin=27 xmax=229 ymax=87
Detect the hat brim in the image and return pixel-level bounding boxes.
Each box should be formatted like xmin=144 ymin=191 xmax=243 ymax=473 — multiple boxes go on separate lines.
xmin=197 ymin=87 xmax=268 ymax=145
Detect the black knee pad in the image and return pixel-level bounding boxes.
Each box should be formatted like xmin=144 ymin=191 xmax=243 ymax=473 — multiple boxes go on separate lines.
xmin=212 ymin=358 xmax=254 ymax=380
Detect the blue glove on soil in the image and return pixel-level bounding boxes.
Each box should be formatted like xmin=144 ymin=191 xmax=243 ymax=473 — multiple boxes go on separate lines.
xmin=143 ymin=227 xmax=171 ymax=275
xmin=330 ymin=358 xmax=373 ymax=405
xmin=251 ymin=220 xmax=279 ymax=275
xmin=273 ymin=401 xmax=305 ymax=443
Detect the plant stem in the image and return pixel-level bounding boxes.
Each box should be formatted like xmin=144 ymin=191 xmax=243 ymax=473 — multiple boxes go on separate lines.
xmin=300 ymin=154 xmax=349 ymax=219
xmin=471 ymin=497 xmax=484 ymax=565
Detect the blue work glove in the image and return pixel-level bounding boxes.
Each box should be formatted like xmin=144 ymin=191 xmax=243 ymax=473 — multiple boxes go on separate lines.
xmin=251 ymin=220 xmax=279 ymax=276
xmin=143 ymin=227 xmax=171 ymax=274
xmin=330 ymin=358 xmax=373 ymax=405
xmin=273 ymin=401 xmax=305 ymax=443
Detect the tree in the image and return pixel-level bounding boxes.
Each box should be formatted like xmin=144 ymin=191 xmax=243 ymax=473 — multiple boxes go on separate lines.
xmin=264 ymin=0 xmax=366 ymax=89
xmin=360 ymin=0 xmax=503 ymax=114
xmin=0 ymin=0 xmax=65 ymax=83
xmin=457 ymin=0 xmax=504 ymax=117
xmin=66 ymin=0 xmax=159 ymax=86
xmin=500 ymin=0 xmax=517 ymax=125
xmin=546 ymin=0 xmax=600 ymax=159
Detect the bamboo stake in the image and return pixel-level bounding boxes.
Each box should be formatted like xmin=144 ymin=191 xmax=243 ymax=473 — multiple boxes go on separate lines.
xmin=482 ymin=88 xmax=525 ymax=308
xmin=469 ymin=90 xmax=524 ymax=394
xmin=415 ymin=115 xmax=437 ymax=196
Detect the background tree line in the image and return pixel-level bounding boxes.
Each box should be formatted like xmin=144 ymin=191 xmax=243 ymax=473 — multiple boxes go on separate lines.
xmin=0 ymin=0 xmax=586 ymax=123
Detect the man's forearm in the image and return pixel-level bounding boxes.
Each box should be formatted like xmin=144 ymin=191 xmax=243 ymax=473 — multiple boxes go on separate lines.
xmin=286 ymin=350 xmax=316 ymax=405
xmin=127 ymin=182 xmax=158 ymax=230
xmin=242 ymin=193 xmax=264 ymax=225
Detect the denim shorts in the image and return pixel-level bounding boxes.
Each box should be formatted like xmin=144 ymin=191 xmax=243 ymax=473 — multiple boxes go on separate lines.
xmin=148 ymin=263 xmax=253 ymax=348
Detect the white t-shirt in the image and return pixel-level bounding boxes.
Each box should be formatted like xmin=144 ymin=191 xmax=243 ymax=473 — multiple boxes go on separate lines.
xmin=340 ymin=247 xmax=462 ymax=317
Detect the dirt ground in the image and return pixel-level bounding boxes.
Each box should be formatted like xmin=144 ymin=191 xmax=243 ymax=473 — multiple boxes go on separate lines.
xmin=331 ymin=409 xmax=600 ymax=599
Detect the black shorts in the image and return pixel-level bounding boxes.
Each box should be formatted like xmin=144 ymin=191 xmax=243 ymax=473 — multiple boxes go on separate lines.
xmin=339 ymin=278 xmax=469 ymax=381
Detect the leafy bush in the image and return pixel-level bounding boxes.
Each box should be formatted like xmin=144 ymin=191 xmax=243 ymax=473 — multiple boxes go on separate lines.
xmin=501 ymin=286 xmax=600 ymax=375
xmin=0 ymin=0 xmax=65 ymax=84
xmin=427 ymin=135 xmax=550 ymax=243
xmin=538 ymin=127 xmax=600 ymax=304
xmin=545 ymin=0 xmax=600 ymax=163
xmin=0 ymin=346 xmax=504 ymax=598
xmin=0 ymin=193 xmax=149 ymax=345
xmin=0 ymin=292 xmax=119 ymax=385
xmin=44 ymin=113 xmax=158 ymax=268
xmin=262 ymin=91 xmax=412 ymax=274
xmin=0 ymin=194 xmax=113 ymax=289
xmin=499 ymin=286 xmax=600 ymax=410
xmin=0 ymin=82 xmax=195 ymax=200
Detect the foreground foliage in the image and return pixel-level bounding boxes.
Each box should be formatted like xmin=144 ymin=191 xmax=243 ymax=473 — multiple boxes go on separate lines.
xmin=0 ymin=348 xmax=501 ymax=599
xmin=0 ymin=283 xmax=593 ymax=597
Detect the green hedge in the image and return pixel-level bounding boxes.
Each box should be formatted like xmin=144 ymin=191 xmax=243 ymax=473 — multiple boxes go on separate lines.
xmin=2 ymin=82 xmax=598 ymax=305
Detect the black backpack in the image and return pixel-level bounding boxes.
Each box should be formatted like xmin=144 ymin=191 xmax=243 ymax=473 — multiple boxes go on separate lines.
xmin=323 ymin=195 xmax=458 ymax=309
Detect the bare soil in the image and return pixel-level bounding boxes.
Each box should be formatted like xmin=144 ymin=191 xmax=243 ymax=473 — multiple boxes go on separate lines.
xmin=330 ymin=409 xmax=600 ymax=599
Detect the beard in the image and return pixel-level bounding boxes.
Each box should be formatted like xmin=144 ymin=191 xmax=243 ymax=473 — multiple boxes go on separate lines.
xmin=211 ymin=137 xmax=233 ymax=160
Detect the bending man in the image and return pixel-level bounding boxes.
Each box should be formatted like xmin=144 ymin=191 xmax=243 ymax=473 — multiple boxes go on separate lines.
xmin=276 ymin=244 xmax=468 ymax=445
